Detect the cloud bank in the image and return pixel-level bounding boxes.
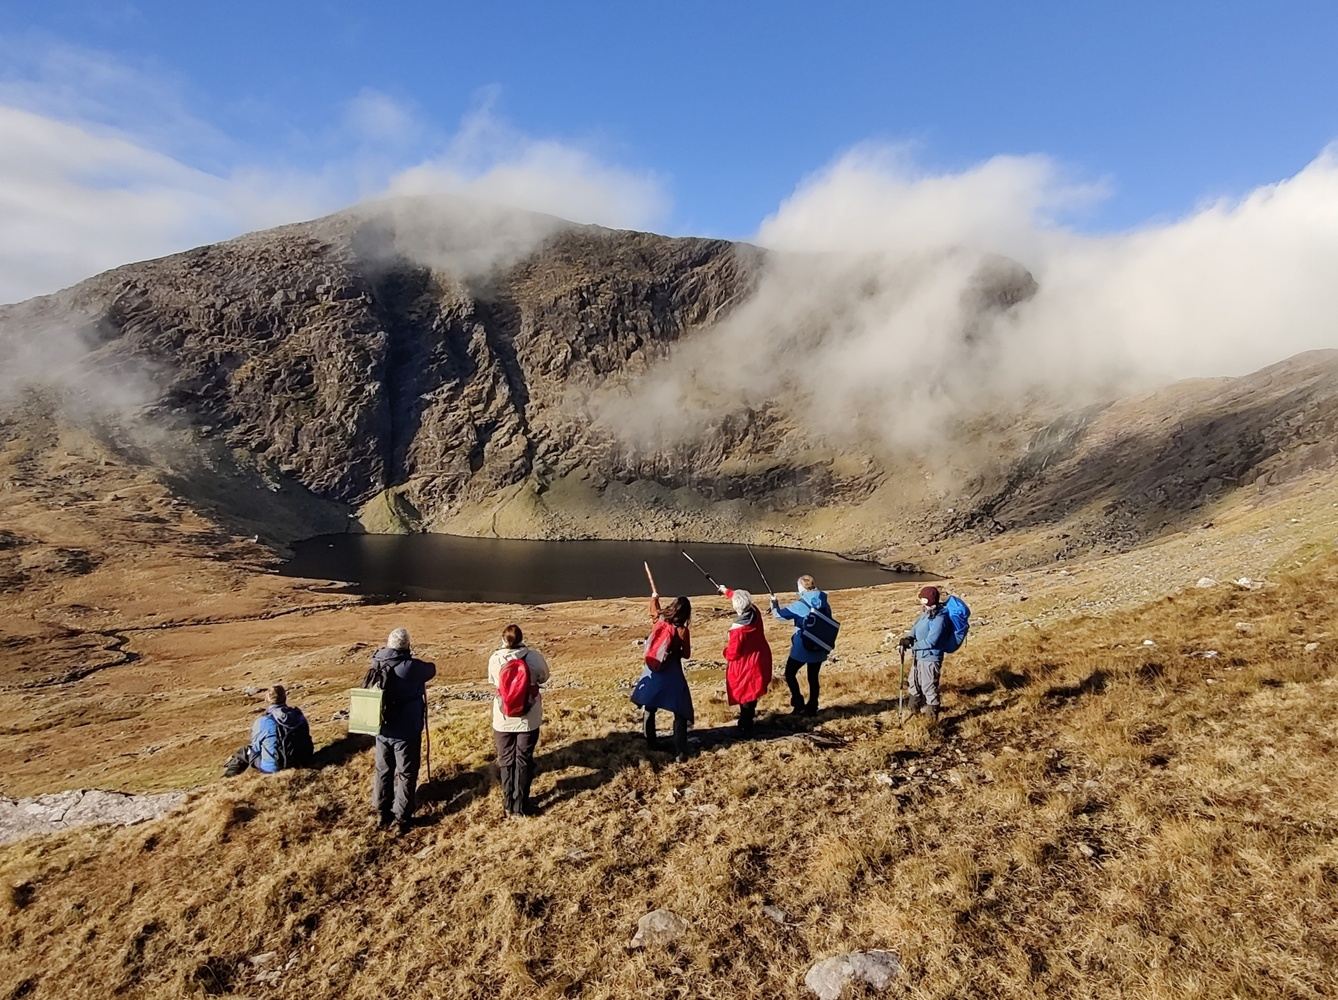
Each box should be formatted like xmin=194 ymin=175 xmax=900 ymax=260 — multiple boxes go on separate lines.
xmin=594 ymin=143 xmax=1338 ymax=454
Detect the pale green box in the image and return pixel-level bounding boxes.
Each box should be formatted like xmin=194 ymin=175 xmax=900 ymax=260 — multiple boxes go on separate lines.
xmin=348 ymin=688 xmax=383 ymax=736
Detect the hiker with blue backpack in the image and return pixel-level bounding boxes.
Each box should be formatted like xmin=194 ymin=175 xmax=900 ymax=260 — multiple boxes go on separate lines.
xmin=899 ymin=586 xmax=970 ymax=724
xmin=365 ymin=628 xmax=436 ymax=834
xmin=488 ymin=624 xmax=551 ymax=817
xmin=770 ymin=575 xmax=839 ymax=716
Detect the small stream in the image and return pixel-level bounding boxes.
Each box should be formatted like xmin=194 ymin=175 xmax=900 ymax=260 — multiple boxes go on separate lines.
xmin=279 ymin=534 xmax=932 ymax=604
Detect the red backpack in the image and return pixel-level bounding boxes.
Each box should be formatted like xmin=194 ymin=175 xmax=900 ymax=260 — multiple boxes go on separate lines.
xmin=644 ymin=619 xmax=678 ymax=671
xmin=497 ymin=652 xmax=537 ymax=717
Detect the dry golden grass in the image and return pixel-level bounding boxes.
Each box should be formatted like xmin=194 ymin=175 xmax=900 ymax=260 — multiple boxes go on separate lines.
xmin=2 ymin=546 xmax=1336 ymax=998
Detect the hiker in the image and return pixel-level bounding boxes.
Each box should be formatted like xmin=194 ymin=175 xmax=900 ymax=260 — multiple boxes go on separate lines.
xmin=366 ymin=628 xmax=436 ymax=833
xmin=487 ymin=624 xmax=551 ymax=817
xmin=717 ymin=586 xmax=773 ymax=732
xmin=899 ymin=586 xmax=953 ymax=723
xmin=770 ymin=575 xmax=835 ymax=715
xmin=223 ymin=685 xmax=312 ymax=776
xmin=631 ymin=593 xmax=694 ymax=761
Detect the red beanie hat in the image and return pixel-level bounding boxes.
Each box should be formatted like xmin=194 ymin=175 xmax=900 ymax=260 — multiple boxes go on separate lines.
xmin=918 ymin=586 xmax=941 ymax=605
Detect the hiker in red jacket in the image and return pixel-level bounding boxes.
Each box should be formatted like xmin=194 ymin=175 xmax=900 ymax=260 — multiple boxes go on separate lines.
xmin=718 ymin=586 xmax=773 ymax=732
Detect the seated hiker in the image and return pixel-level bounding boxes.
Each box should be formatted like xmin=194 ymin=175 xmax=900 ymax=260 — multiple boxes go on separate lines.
xmin=366 ymin=628 xmax=436 ymax=834
xmin=770 ymin=575 xmax=835 ymax=716
xmin=223 ymin=685 xmax=312 ymax=776
xmin=631 ymin=593 xmax=694 ymax=761
xmin=716 ymin=585 xmax=773 ymax=732
xmin=487 ymin=624 xmax=551 ymax=818
xmin=899 ymin=586 xmax=953 ymax=723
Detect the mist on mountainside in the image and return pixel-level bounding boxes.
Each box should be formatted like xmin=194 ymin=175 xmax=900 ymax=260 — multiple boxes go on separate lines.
xmin=594 ymin=145 xmax=1338 ymax=454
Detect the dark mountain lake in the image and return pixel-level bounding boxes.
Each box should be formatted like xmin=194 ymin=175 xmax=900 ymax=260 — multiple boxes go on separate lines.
xmin=279 ymin=534 xmax=933 ymax=604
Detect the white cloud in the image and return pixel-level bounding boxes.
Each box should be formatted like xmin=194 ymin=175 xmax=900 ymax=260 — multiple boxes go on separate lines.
xmin=598 ymin=142 xmax=1338 ymax=456
xmin=344 ymin=88 xmax=421 ymax=146
xmin=386 ymin=103 xmax=669 ymax=232
xmin=0 ymin=56 xmax=673 ymax=305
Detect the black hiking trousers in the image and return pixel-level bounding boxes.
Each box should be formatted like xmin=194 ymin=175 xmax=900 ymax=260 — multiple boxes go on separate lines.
xmin=738 ymin=701 xmax=757 ymax=731
xmin=644 ymin=710 xmax=689 ymax=757
xmin=372 ymin=734 xmax=421 ymax=825
xmin=494 ymin=728 xmax=541 ymax=815
xmin=784 ymin=657 xmax=823 ymax=712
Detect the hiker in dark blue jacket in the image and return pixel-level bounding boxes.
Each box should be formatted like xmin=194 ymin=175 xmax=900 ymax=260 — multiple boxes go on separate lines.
xmin=770 ymin=575 xmax=833 ymax=715
xmin=368 ymin=628 xmax=436 ymax=833
xmin=900 ymin=586 xmax=953 ymax=723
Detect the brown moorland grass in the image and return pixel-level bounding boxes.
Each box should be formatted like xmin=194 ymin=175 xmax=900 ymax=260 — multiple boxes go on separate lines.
xmin=1 ymin=548 xmax=1336 ymax=999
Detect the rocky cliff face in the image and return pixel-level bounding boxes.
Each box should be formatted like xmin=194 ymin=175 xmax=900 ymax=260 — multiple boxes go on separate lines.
xmin=0 ymin=202 xmax=1032 ymax=535
xmin=1 ymin=200 xmax=1334 ymax=567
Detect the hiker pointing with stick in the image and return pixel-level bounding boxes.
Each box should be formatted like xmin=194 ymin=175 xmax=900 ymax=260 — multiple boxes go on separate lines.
xmin=709 ymin=545 xmax=775 ymax=732
xmin=631 ymin=562 xmax=694 ymax=761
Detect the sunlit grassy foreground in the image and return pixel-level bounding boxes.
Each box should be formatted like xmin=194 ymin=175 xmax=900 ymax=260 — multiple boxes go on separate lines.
xmin=2 ymin=548 xmax=1335 ymax=999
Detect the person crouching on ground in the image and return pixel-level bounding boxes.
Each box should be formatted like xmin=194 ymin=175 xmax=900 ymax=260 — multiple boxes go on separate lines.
xmin=223 ymin=685 xmax=312 ymax=776
xmin=716 ymin=585 xmax=773 ymax=732
xmin=368 ymin=628 xmax=436 ymax=833
xmin=488 ymin=624 xmax=550 ymax=818
xmin=900 ymin=586 xmax=950 ymax=723
xmin=631 ymin=593 xmax=694 ymax=761
xmin=770 ymin=575 xmax=832 ymax=715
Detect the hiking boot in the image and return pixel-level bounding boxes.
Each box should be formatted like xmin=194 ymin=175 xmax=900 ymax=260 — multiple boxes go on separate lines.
xmin=374 ymin=813 xmax=394 ymax=831
xmin=924 ymin=705 xmax=940 ymax=725
xmin=395 ymin=818 xmax=412 ymax=836
xmin=906 ymin=694 xmax=924 ymax=715
xmin=789 ymin=703 xmax=806 ymax=716
xmin=803 ymin=703 xmax=819 ymax=717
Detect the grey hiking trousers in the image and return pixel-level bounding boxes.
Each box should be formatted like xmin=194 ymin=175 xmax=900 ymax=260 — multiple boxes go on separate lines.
xmin=372 ymin=734 xmax=421 ymax=823
xmin=907 ymin=655 xmax=943 ymax=709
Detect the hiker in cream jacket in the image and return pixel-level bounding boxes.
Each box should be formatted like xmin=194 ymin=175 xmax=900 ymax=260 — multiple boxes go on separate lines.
xmin=487 ymin=624 xmax=550 ymax=817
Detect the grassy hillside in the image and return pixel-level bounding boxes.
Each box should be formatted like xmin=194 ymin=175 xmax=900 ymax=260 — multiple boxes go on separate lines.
xmin=3 ymin=543 xmax=1334 ymax=999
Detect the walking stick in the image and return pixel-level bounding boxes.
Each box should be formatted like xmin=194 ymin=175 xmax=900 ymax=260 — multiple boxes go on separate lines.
xmin=898 ymin=645 xmax=906 ymax=727
xmin=423 ymin=699 xmax=432 ymax=782
xmin=680 ymin=550 xmax=722 ymax=592
xmin=644 ymin=561 xmax=659 ymax=596
xmin=745 ymin=543 xmax=773 ymax=596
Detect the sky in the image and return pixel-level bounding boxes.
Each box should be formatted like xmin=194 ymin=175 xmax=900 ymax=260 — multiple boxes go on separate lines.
xmin=2 ymin=1 xmax=1338 ymax=303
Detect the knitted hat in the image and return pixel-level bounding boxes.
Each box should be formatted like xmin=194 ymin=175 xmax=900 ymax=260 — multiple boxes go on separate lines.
xmin=918 ymin=586 xmax=941 ymax=605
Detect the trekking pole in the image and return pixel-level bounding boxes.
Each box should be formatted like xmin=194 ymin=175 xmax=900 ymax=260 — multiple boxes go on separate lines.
xmin=745 ymin=543 xmax=773 ymax=596
xmin=644 ymin=561 xmax=659 ymax=596
xmin=680 ymin=550 xmax=721 ymax=592
xmin=897 ymin=645 xmax=906 ymax=727
xmin=423 ymin=700 xmax=432 ymax=782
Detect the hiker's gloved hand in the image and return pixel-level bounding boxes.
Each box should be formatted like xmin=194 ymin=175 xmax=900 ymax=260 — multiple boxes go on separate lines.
xmin=899 ymin=635 xmax=914 ymax=651
xmin=717 ymin=584 xmax=728 ymax=595
xmin=769 ymin=594 xmax=779 ymax=606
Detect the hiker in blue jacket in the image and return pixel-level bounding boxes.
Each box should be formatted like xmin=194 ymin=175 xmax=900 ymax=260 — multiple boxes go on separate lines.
xmin=770 ymin=575 xmax=832 ymax=716
xmin=900 ymin=586 xmax=954 ymax=723
xmin=222 ymin=685 xmax=312 ymax=776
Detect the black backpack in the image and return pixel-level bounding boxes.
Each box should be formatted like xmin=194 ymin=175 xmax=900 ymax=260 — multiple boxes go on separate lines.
xmin=271 ymin=711 xmax=313 ymax=769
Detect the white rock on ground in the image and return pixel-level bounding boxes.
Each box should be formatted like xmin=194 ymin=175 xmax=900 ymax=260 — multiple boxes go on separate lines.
xmin=0 ymin=789 xmax=186 ymax=845
xmin=1196 ymin=577 xmax=1217 ymax=588
xmin=631 ymin=909 xmax=688 ymax=948
xmin=805 ymin=950 xmax=902 ymax=999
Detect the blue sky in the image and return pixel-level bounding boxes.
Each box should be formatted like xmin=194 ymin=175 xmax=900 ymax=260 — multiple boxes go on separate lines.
xmin=1 ymin=1 xmax=1337 ymax=301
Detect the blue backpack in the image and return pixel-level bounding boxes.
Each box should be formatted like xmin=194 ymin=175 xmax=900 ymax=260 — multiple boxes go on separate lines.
xmin=800 ymin=603 xmax=841 ymax=657
xmin=941 ymin=595 xmax=971 ymax=653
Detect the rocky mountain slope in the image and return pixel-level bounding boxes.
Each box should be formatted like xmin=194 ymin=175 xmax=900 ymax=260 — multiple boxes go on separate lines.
xmin=0 ymin=199 xmax=1335 ymax=570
